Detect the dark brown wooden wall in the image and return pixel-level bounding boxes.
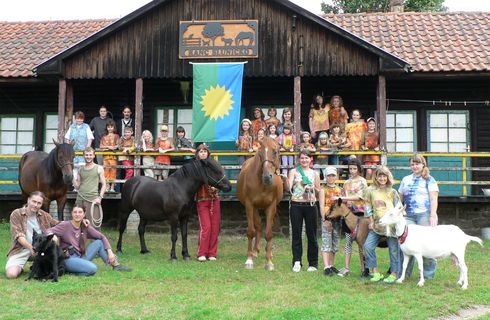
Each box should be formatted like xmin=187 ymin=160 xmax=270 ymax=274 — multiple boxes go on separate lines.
xmin=64 ymin=0 xmax=378 ymax=79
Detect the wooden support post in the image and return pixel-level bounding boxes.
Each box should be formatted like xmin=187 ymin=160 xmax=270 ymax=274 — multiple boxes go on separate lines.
xmin=134 ymin=78 xmax=144 ymax=176
xmin=57 ymin=79 xmax=66 ymax=142
xmin=293 ymin=76 xmax=302 ymax=139
xmin=377 ymin=75 xmax=387 ymax=151
xmin=66 ymin=81 xmax=74 ymax=131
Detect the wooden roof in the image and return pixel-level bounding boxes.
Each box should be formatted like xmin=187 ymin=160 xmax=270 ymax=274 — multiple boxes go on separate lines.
xmin=34 ymin=0 xmax=410 ymax=79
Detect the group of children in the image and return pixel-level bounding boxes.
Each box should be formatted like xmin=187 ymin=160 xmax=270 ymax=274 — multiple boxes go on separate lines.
xmin=98 ymin=121 xmax=194 ymax=190
xmin=320 ymin=158 xmax=400 ymax=283
xmin=236 ymin=95 xmax=381 ymax=179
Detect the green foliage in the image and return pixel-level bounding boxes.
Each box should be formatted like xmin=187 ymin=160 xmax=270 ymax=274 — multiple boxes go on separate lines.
xmin=321 ymin=0 xmax=447 ymax=13
xmin=0 ymin=227 xmax=488 ymax=319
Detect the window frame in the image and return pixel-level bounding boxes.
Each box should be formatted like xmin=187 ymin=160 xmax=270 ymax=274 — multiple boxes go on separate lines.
xmin=386 ymin=110 xmax=417 ymax=152
xmin=154 ymin=106 xmax=193 ymax=140
xmin=43 ymin=112 xmax=59 ymax=152
xmin=427 ymin=110 xmax=469 ymax=152
xmin=0 ymin=114 xmax=36 ymax=154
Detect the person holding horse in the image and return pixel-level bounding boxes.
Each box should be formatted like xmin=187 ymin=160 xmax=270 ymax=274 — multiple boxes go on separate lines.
xmin=287 ymin=150 xmax=325 ymax=272
xmin=336 ymin=157 xmax=368 ymax=277
xmin=321 ymin=166 xmax=343 ymax=276
xmin=73 ymin=147 xmax=107 ymax=229
xmin=47 ymin=205 xmax=131 ymax=276
xmin=65 ymin=111 xmax=94 ymax=179
xmin=5 ymin=191 xmax=59 ymax=279
xmin=195 ymin=144 xmax=221 ymax=262
xmin=363 ymin=166 xmax=401 ymax=283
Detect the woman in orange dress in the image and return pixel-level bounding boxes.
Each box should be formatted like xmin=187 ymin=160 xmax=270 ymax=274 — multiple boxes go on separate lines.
xmin=99 ymin=119 xmax=119 ymax=192
xmin=345 ymin=109 xmax=367 ymax=155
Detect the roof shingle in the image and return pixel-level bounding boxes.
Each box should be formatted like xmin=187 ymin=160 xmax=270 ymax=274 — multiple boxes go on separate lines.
xmin=323 ymin=11 xmax=490 ymax=72
xmin=0 ymin=20 xmax=112 ymax=78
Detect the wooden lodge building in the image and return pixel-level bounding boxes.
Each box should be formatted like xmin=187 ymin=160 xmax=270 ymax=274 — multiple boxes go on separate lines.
xmin=1 ymin=0 xmax=490 ymax=200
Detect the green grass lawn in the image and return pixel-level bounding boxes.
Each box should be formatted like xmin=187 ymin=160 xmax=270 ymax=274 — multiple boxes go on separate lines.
xmin=0 ymin=222 xmax=488 ymax=320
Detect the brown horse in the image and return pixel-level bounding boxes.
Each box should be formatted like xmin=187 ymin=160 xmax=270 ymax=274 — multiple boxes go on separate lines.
xmin=325 ymin=198 xmax=386 ymax=277
xmin=237 ymin=137 xmax=283 ymax=270
xmin=19 ymin=141 xmax=74 ymax=221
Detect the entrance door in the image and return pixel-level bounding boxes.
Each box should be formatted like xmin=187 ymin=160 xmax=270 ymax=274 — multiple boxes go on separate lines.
xmin=427 ymin=111 xmax=470 ymax=196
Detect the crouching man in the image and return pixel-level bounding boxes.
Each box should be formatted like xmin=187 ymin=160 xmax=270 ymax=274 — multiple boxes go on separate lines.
xmin=5 ymin=191 xmax=58 ymax=279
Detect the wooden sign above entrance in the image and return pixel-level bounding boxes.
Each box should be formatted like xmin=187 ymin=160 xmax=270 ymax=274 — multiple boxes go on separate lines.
xmin=179 ymin=20 xmax=258 ymax=59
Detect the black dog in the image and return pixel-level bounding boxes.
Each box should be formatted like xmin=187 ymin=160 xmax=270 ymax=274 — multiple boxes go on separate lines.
xmin=27 ymin=231 xmax=65 ymax=282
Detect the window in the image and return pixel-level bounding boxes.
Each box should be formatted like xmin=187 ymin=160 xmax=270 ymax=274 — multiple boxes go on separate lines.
xmin=428 ymin=111 xmax=469 ymax=152
xmin=386 ymin=111 xmax=416 ymax=152
xmin=0 ymin=115 xmax=35 ymax=154
xmin=44 ymin=114 xmax=58 ymax=152
xmin=155 ymin=107 xmax=193 ymax=139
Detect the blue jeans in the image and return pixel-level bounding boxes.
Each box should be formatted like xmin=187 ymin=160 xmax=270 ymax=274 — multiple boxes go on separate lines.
xmin=403 ymin=213 xmax=437 ymax=279
xmin=65 ymin=240 xmax=109 ymax=276
xmin=364 ymin=231 xmax=400 ymax=274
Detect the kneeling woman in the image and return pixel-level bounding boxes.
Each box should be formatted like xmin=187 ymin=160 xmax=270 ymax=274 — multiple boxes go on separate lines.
xmin=47 ymin=205 xmax=131 ymax=276
xmin=363 ymin=166 xmax=400 ymax=283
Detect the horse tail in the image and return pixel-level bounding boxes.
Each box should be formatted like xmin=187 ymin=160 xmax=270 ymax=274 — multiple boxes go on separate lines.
xmin=18 ymin=153 xmax=29 ymax=196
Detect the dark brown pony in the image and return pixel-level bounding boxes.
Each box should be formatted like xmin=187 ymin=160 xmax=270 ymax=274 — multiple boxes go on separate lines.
xmin=19 ymin=141 xmax=74 ymax=220
xmin=326 ymin=198 xmax=387 ymax=277
xmin=237 ymin=137 xmax=283 ymax=270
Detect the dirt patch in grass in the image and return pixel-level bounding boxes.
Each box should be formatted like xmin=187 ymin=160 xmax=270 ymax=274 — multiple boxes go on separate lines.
xmin=432 ymin=305 xmax=490 ymax=320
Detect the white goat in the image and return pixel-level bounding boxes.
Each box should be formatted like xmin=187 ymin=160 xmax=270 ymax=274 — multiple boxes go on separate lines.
xmin=379 ymin=203 xmax=483 ymax=289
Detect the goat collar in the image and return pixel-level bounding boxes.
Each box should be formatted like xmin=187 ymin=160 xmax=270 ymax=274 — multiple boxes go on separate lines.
xmin=398 ymin=225 xmax=408 ymax=244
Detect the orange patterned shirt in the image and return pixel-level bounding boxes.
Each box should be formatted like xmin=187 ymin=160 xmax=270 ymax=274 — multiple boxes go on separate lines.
xmin=324 ymin=184 xmax=343 ymax=212
xmin=346 ymin=121 xmax=367 ymax=150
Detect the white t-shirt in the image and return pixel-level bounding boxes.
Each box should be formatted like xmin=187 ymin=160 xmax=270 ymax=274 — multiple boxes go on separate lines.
xmin=398 ymin=174 xmax=439 ymax=215
xmin=26 ymin=214 xmax=41 ymax=244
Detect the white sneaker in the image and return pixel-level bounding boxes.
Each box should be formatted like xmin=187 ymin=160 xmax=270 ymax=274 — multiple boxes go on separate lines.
xmin=337 ymin=267 xmax=350 ymax=277
xmin=197 ymin=256 xmax=207 ymax=262
xmin=307 ymin=266 xmax=318 ymax=272
xmin=292 ymin=261 xmax=301 ymax=272
xmin=208 ymin=257 xmax=217 ymax=261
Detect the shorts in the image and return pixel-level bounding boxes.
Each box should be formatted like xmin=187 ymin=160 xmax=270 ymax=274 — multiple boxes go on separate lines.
xmin=5 ymin=248 xmax=31 ymax=270
xmin=320 ymin=219 xmax=341 ymax=253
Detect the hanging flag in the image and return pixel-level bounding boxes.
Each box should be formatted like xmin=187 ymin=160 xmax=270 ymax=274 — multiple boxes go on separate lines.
xmin=192 ymin=63 xmax=244 ymax=142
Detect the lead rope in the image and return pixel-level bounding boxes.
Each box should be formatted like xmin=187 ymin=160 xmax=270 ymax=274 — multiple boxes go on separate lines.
xmin=78 ymin=193 xmax=104 ymax=229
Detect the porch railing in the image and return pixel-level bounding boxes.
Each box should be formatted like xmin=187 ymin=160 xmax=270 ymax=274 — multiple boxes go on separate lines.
xmin=1 ymin=150 xmax=490 ymax=197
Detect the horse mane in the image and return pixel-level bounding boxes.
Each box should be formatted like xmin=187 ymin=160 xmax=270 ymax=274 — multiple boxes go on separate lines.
xmin=173 ymin=158 xmax=222 ymax=182
xmin=44 ymin=145 xmax=60 ymax=178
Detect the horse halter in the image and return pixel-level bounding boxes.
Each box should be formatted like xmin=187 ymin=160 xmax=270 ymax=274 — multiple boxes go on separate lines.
xmin=55 ymin=150 xmax=73 ymax=170
xmin=194 ymin=159 xmax=226 ymax=186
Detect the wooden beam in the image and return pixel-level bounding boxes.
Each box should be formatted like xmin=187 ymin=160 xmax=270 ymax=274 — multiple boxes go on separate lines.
xmin=134 ymin=78 xmax=144 ymax=176
xmin=377 ymin=74 xmax=387 ymax=150
xmin=66 ymin=81 xmax=74 ymax=131
xmin=293 ymin=76 xmax=301 ymax=139
xmin=57 ymin=79 xmax=66 ymax=142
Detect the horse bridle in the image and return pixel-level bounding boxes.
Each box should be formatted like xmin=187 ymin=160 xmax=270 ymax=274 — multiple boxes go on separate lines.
xmin=193 ymin=160 xmax=226 ymax=186
xmin=261 ymin=159 xmax=278 ymax=172
xmin=55 ymin=151 xmax=73 ymax=170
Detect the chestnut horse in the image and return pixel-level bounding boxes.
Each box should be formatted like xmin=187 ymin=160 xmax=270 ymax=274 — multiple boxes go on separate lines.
xmin=237 ymin=137 xmax=283 ymax=270
xmin=18 ymin=141 xmax=74 ymax=220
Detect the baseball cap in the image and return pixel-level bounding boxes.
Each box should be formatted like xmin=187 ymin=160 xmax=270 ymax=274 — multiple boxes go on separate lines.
xmin=325 ymin=166 xmax=338 ymax=177
xmin=160 ymin=124 xmax=169 ymax=131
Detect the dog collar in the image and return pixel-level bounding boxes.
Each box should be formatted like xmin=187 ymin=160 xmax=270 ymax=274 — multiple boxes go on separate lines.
xmin=398 ymin=226 xmax=408 ymax=244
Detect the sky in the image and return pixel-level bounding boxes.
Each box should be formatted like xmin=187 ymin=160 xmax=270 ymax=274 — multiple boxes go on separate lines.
xmin=0 ymin=0 xmax=489 ymax=21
